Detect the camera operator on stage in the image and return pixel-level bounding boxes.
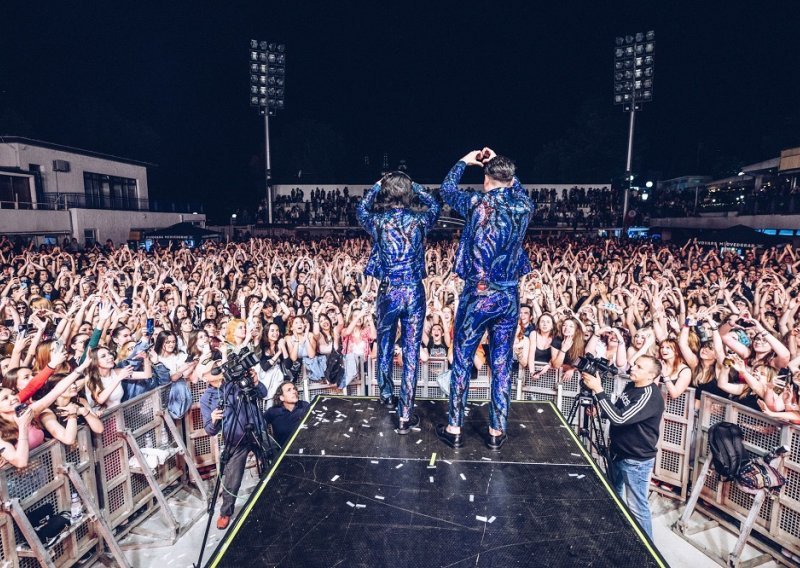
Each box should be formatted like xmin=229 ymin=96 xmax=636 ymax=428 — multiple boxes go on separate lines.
xmin=581 ymin=355 xmax=664 ymax=541
xmin=200 ymin=359 xmax=268 ymax=530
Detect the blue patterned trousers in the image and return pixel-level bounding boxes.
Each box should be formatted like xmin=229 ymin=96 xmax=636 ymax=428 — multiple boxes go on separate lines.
xmin=449 ymin=284 xmax=519 ymax=432
xmin=375 ymin=282 xmax=426 ymax=421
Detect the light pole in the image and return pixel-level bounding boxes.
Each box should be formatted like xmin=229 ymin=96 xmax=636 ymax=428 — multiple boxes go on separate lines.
xmin=230 ymin=213 xmax=237 ymax=241
xmin=614 ymin=31 xmax=655 ymax=226
xmin=249 ymin=40 xmax=286 ymax=224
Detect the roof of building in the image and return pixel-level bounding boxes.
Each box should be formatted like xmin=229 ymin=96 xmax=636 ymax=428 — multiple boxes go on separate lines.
xmin=0 ymin=136 xmax=156 ymax=168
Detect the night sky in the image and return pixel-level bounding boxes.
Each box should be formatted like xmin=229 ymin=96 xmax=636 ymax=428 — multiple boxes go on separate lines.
xmin=2 ymin=1 xmax=799 ymax=218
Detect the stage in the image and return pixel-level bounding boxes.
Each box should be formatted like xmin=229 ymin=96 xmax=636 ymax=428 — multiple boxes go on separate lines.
xmin=205 ymin=397 xmax=668 ymax=567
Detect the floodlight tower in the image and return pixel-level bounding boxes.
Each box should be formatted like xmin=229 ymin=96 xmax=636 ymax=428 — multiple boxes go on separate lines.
xmin=249 ymin=40 xmax=286 ymax=224
xmin=613 ymin=31 xmax=655 ymax=225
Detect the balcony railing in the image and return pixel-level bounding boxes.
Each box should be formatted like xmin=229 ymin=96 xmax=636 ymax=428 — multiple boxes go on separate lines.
xmin=0 ymin=192 xmax=204 ymax=214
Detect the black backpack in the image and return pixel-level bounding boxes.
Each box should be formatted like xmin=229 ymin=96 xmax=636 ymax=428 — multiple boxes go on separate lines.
xmin=708 ymin=421 xmax=747 ymax=481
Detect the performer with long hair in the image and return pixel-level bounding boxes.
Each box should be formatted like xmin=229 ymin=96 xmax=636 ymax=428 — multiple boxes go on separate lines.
xmin=357 ymin=172 xmax=440 ymax=433
xmin=436 ymin=148 xmax=533 ymax=450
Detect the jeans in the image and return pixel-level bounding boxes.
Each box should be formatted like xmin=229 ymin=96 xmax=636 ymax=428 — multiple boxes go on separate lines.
xmin=611 ymin=457 xmax=655 ymax=541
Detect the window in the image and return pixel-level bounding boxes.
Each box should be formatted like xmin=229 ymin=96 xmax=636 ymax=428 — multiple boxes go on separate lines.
xmin=0 ymin=174 xmax=33 ymax=209
xmin=83 ymin=172 xmax=138 ymax=209
xmin=84 ymin=228 xmax=97 ymax=246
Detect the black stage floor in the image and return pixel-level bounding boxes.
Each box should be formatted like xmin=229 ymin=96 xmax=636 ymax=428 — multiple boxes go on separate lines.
xmin=206 ymin=397 xmax=668 ymax=567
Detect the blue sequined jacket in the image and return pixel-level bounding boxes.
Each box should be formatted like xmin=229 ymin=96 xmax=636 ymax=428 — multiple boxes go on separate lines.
xmin=440 ymin=161 xmax=533 ymax=286
xmin=357 ymin=182 xmax=441 ymax=284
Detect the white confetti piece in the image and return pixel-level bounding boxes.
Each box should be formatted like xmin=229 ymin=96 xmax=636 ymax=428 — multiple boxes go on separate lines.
xmin=298 ymin=448 xmax=304 ymax=454
xmin=388 ymin=410 xmax=396 ymax=414
xmin=370 ymin=460 xmax=379 ymax=464
xmin=339 ymin=414 xmax=348 ymax=418
xmin=323 ymin=406 xmax=328 ymax=410
xmin=321 ymin=419 xmax=330 ymax=423
xmin=395 ymin=463 xmax=404 ymax=469
xmin=331 ymin=475 xmax=340 ymax=482
xmin=570 ymin=453 xmax=581 ymax=457
xmin=361 ymin=424 xmax=371 ymax=428
xmin=568 ymin=473 xmax=578 ymax=477
xmin=416 ymin=439 xmax=422 ymax=445
xmin=520 ymin=424 xmax=527 ymax=429
xmin=375 ymin=495 xmax=384 ymax=500
xmin=469 ymin=494 xmax=474 ymax=502
xmin=349 ymin=427 xmax=353 ymax=432
xmin=353 ymin=402 xmax=361 ymax=406
xmin=363 ymin=419 xmax=369 ymax=423
xmin=356 ymin=409 xmax=364 ymax=412
xmin=429 ymin=476 xmax=434 ymax=483
xmin=443 ymin=460 xmax=452 ymax=465
xmin=346 ymin=501 xmax=355 ymax=507
xmin=537 ymin=409 xmax=543 ymax=413
xmin=343 ymin=434 xmax=350 ymax=438
xmin=460 ymin=473 xmax=467 ymax=481
xmin=481 ymin=457 xmax=491 ymax=461
xmin=334 ymin=419 xmax=343 ymax=423
xmin=321 ymin=450 xmax=326 ymax=455
xmin=379 ymin=432 xmax=384 ymax=437
xmin=577 ymin=474 xmax=585 ymax=480
xmin=488 ymin=516 xmax=496 ymax=524
xmin=355 ymin=504 xmax=366 ymax=509
xmin=476 ymin=515 xmax=488 ymax=522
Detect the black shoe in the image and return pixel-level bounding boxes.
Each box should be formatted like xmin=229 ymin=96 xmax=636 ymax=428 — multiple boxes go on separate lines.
xmin=436 ymin=424 xmax=464 ymax=449
xmin=486 ymin=432 xmax=507 ymax=451
xmin=396 ymin=413 xmax=420 ymax=435
xmin=379 ymin=395 xmax=399 ymax=410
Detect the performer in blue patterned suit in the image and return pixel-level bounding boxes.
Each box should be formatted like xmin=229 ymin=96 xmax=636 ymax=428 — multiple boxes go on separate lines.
xmin=357 ymin=172 xmax=441 ymax=434
xmin=436 ymin=148 xmax=533 ymax=450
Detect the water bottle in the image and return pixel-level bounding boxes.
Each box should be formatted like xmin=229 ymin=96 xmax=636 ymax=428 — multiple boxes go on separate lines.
xmin=70 ymin=492 xmax=83 ymax=523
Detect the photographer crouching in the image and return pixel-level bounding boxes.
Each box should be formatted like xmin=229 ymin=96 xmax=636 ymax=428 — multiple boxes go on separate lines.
xmin=581 ymin=355 xmax=664 ymax=541
xmin=200 ymin=350 xmax=269 ymax=530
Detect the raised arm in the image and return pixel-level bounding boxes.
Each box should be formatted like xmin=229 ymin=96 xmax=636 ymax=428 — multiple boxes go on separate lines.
xmin=356 ymin=182 xmax=381 ymax=238
xmin=412 ymin=183 xmax=441 ymax=231
xmin=440 ymin=155 xmax=479 ymax=217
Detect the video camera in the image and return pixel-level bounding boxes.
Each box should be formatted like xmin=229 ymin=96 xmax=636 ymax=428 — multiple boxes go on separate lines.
xmin=574 ymin=353 xmax=620 ymax=378
xmin=211 ymin=348 xmax=260 ymax=392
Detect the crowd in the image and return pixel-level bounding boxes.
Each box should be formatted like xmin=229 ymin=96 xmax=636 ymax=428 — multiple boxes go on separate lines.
xmin=1 ymin=233 xmax=800 ymax=471
xmin=266 ymin=184 xmax=620 ymax=228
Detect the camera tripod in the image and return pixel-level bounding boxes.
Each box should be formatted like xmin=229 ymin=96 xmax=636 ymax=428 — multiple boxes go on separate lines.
xmin=566 ymin=384 xmax=611 ymax=477
xmin=195 ymin=384 xmax=278 ymax=568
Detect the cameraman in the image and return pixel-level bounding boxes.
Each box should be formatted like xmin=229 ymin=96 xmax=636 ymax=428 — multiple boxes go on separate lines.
xmin=581 ymin=355 xmax=664 ymax=541
xmin=200 ymin=361 xmax=268 ymax=530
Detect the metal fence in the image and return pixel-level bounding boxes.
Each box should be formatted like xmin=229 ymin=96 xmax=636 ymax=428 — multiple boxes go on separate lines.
xmin=0 ymin=428 xmax=126 ymax=568
xmin=693 ymin=392 xmax=800 ymax=559
xmin=0 ymin=384 xmax=207 ymax=567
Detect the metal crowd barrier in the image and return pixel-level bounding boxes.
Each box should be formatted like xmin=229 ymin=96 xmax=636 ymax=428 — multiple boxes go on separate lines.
xmin=92 ymin=385 xmax=208 ymax=548
xmin=689 ymin=392 xmax=800 ymax=560
xmin=0 ymin=428 xmax=127 ymax=568
xmin=652 ymin=386 xmax=696 ymax=500
xmin=365 ymin=357 xmax=492 ymax=400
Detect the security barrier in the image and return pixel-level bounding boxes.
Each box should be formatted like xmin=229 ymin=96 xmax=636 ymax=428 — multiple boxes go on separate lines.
xmin=365 ymin=357 xmax=491 ymax=400
xmin=0 ymin=428 xmax=128 ymax=568
xmin=652 ymin=387 xmax=696 ymax=500
xmin=93 ymin=385 xmax=208 ymax=546
xmin=690 ymin=392 xmax=800 ymax=560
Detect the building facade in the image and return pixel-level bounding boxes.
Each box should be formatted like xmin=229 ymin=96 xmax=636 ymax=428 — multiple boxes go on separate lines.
xmin=0 ymin=137 xmax=204 ymax=245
